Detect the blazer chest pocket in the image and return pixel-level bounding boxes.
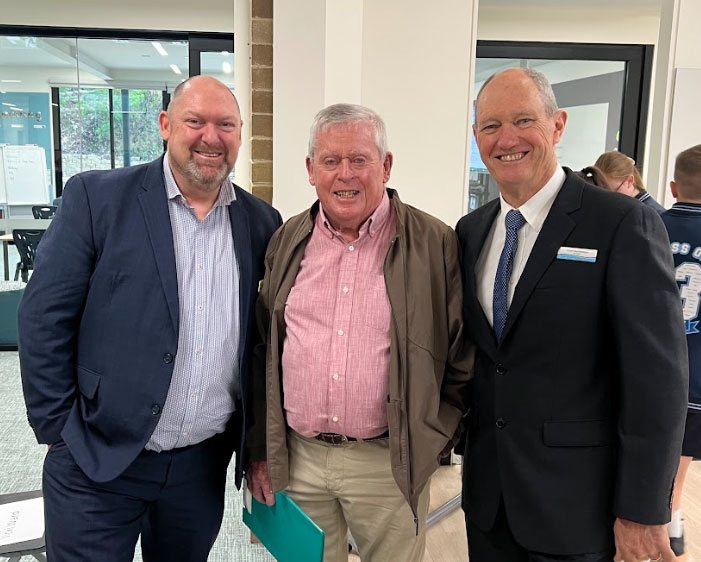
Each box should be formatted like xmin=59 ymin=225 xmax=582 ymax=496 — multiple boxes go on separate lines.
xmin=542 ymin=419 xmax=612 ymax=447
xmin=76 ymin=366 xmax=101 ymax=400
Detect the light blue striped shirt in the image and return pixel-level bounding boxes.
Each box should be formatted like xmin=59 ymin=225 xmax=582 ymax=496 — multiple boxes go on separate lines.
xmin=146 ymin=154 xmax=240 ymax=452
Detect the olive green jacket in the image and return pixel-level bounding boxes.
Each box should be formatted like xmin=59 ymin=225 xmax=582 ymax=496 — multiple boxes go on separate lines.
xmin=247 ymin=189 xmax=474 ymax=520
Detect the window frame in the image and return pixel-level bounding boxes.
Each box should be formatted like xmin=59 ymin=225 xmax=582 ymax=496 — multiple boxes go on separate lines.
xmin=476 ymin=40 xmax=654 ymax=169
xmin=0 ymin=25 xmax=234 ymax=196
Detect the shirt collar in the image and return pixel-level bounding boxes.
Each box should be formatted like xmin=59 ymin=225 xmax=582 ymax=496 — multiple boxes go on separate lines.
xmin=672 ymin=202 xmax=701 ymax=211
xmin=318 ymin=189 xmax=391 ymax=241
xmin=162 ymin=153 xmax=236 ymax=208
xmin=498 ymin=166 xmax=565 ymax=233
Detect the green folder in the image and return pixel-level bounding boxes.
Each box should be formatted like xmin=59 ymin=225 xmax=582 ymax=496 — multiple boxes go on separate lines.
xmin=242 ymin=489 xmax=325 ymax=562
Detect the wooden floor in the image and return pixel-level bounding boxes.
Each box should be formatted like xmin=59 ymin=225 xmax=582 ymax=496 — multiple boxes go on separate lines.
xmin=350 ymin=461 xmax=701 ymax=561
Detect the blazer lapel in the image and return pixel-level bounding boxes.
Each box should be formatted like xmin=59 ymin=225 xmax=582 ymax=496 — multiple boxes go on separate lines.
xmin=228 ymin=190 xmax=252 ymax=354
xmin=138 ymin=158 xmax=179 ymax=332
xmin=466 ymin=200 xmax=500 ymax=353
xmin=500 ymin=174 xmax=583 ymax=342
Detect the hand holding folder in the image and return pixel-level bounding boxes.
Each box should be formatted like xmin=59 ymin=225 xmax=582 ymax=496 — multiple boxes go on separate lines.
xmin=242 ymin=480 xmax=325 ymax=562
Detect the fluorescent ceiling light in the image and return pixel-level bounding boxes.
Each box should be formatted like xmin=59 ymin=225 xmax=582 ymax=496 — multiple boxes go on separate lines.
xmin=222 ymin=62 xmax=232 ymax=74
xmin=11 ymin=124 xmax=24 ymax=128
xmin=2 ymin=103 xmax=17 ymax=107
xmin=152 ymin=41 xmax=168 ymax=57
xmin=1 ymin=80 xmax=21 ymax=83
xmin=170 ymin=64 xmax=182 ymax=75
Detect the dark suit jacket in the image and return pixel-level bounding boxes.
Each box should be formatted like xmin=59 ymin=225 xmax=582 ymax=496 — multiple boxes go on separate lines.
xmin=19 ymin=156 xmax=281 ymax=486
xmin=455 ymin=169 xmax=688 ymax=554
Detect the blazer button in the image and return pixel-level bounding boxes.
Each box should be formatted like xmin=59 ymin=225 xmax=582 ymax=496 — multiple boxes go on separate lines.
xmin=495 ymin=363 xmax=507 ymax=375
xmin=151 ymin=404 xmax=161 ymax=415
xmin=495 ymin=417 xmax=506 ymax=429
xmin=163 ymin=353 xmax=173 ymax=364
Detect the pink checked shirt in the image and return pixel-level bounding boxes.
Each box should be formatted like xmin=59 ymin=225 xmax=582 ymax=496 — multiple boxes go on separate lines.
xmin=282 ymin=192 xmax=396 ymax=438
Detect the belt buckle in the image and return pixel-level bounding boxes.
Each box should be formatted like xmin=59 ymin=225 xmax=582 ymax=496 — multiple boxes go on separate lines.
xmin=318 ymin=432 xmax=347 ymax=445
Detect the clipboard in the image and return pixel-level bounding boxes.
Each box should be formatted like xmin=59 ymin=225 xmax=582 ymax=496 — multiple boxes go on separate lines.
xmin=242 ymin=483 xmax=324 ymax=562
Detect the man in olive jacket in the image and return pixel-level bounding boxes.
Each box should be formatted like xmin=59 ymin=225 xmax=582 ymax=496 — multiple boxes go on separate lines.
xmin=246 ymin=103 xmax=473 ymax=562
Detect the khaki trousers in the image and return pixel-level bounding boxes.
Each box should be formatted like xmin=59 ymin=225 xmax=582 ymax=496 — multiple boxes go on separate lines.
xmin=286 ymin=431 xmax=430 ymax=562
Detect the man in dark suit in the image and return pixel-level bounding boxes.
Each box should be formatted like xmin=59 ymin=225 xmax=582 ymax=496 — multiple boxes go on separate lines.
xmin=456 ymin=67 xmax=688 ymax=561
xmin=18 ymin=75 xmax=281 ymax=562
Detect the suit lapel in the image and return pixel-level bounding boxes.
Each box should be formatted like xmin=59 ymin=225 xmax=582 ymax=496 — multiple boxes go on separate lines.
xmin=500 ymin=174 xmax=583 ymax=342
xmin=138 ymin=158 xmax=179 ymax=332
xmin=228 ymin=190 xmax=252 ymax=353
xmin=467 ymin=200 xmax=500 ymax=353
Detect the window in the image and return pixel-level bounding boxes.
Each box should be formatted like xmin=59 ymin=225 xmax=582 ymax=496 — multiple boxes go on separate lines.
xmin=0 ymin=26 xmax=233 ymax=212
xmin=468 ymin=42 xmax=653 ymax=211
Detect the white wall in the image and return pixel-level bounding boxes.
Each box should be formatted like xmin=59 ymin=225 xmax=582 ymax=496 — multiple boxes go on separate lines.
xmin=272 ymin=0 xmax=327 ymax=216
xmin=477 ymin=6 xmax=660 ymax=44
xmin=660 ymin=0 xmax=701 ymax=206
xmin=273 ymin=0 xmax=478 ymax=226
xmin=3 ymin=0 xmax=233 ymax=33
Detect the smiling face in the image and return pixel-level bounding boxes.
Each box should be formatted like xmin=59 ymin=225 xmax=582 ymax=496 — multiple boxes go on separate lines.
xmin=306 ymin=121 xmax=392 ymax=241
xmin=474 ymin=69 xmax=567 ymax=203
xmin=159 ymin=76 xmax=242 ymax=196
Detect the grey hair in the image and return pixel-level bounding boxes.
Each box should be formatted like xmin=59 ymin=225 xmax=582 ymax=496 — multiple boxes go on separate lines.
xmin=308 ymin=103 xmax=388 ymax=160
xmin=475 ymin=67 xmax=558 ymax=118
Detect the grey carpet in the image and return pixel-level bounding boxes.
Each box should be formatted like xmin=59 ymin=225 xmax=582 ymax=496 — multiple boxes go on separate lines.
xmin=0 ymin=351 xmax=275 ymax=561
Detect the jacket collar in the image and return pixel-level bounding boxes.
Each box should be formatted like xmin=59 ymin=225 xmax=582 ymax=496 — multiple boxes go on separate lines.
xmin=467 ymin=168 xmax=584 ymax=349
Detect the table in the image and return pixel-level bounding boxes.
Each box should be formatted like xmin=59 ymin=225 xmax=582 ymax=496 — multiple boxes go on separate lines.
xmin=1 ymin=233 xmax=14 ymax=281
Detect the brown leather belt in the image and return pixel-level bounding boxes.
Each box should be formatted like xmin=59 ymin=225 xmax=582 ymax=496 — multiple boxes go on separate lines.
xmin=314 ymin=431 xmax=389 ymax=445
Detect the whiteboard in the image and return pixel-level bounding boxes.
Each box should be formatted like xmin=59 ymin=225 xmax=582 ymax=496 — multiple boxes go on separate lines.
xmin=0 ymin=145 xmax=49 ymax=205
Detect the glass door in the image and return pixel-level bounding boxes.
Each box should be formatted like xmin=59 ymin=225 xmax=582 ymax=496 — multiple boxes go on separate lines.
xmin=468 ymin=42 xmax=653 ymax=211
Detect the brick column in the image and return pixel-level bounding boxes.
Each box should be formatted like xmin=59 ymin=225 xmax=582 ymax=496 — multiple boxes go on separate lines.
xmin=250 ymin=0 xmax=273 ymax=204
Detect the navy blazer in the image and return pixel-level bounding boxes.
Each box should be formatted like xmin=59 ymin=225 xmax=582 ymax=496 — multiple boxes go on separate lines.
xmin=19 ymin=156 xmax=281 ymax=486
xmin=456 ymin=169 xmax=688 ymax=554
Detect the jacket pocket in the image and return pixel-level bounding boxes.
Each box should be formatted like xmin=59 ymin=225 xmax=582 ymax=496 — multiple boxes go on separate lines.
xmin=76 ymin=366 xmax=101 ymax=399
xmin=542 ymin=419 xmax=612 ymax=447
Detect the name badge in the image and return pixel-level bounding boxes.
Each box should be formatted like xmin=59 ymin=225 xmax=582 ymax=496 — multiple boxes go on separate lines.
xmin=556 ymin=246 xmax=598 ymax=263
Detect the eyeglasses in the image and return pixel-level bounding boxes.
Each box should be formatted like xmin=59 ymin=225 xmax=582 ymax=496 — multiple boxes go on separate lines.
xmin=316 ymin=156 xmax=375 ymax=172
xmin=613 ymin=178 xmax=628 ymax=192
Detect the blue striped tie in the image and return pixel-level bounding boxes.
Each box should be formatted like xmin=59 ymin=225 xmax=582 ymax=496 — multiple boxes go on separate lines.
xmin=493 ymin=210 xmax=526 ymax=341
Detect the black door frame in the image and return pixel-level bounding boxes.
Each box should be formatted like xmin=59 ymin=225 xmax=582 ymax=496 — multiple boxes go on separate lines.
xmin=476 ymin=41 xmax=654 ymax=168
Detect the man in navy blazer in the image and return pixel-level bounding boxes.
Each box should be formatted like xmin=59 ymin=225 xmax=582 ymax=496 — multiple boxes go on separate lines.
xmin=18 ymin=76 xmax=281 ymax=562
xmin=456 ymin=68 xmax=687 ymax=561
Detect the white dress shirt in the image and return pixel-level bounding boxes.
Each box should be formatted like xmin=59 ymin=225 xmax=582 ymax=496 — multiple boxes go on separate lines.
xmin=476 ymin=166 xmax=566 ymax=326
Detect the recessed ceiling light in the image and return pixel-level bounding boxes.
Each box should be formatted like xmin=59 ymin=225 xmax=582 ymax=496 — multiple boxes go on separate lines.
xmin=2 ymin=102 xmax=17 ymax=107
xmin=169 ymin=64 xmax=182 ymax=75
xmin=1 ymin=80 xmax=21 ymax=83
xmin=152 ymin=42 xmax=168 ymax=57
xmin=11 ymin=124 xmax=24 ymax=128
xmin=222 ymin=62 xmax=233 ymax=74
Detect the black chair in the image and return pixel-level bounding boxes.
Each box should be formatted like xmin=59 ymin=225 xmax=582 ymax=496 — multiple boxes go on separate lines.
xmin=31 ymin=205 xmax=57 ymax=219
xmin=12 ymin=230 xmax=45 ymax=283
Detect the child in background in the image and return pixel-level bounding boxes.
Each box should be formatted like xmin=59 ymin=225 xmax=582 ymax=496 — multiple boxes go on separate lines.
xmin=661 ymin=143 xmax=701 ymax=561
